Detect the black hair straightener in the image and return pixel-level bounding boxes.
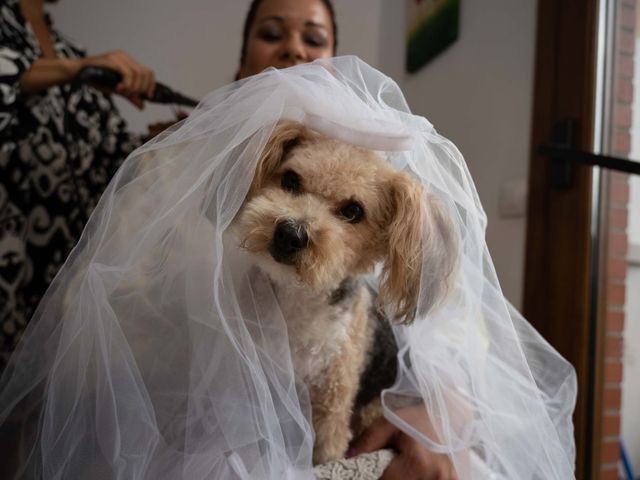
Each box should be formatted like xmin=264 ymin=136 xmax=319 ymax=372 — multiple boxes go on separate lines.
xmin=74 ymin=65 xmax=199 ymax=108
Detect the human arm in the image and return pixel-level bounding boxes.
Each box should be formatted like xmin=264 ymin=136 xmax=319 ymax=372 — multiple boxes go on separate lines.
xmin=18 ymin=51 xmax=156 ymax=108
xmin=348 ymin=410 xmax=459 ymax=480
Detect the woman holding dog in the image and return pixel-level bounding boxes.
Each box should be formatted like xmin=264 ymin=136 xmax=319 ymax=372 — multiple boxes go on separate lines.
xmin=236 ymin=1 xmax=458 ymax=478
xmin=0 ymin=0 xmax=457 ymax=477
xmin=0 ymin=1 xmax=578 ymax=477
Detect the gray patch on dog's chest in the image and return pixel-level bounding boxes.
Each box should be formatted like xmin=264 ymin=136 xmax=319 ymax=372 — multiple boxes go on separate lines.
xmin=328 ymin=277 xmax=359 ymax=306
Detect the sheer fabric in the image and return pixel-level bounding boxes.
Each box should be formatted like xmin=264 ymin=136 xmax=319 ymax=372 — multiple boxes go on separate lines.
xmin=0 ymin=57 xmax=576 ymax=479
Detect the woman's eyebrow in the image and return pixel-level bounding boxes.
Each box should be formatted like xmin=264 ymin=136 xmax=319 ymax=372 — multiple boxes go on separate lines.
xmin=260 ymin=15 xmax=285 ymax=23
xmin=305 ymin=21 xmax=327 ymax=30
xmin=258 ymin=16 xmax=327 ymax=31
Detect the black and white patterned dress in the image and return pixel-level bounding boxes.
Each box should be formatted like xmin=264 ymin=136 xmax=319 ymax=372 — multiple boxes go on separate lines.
xmin=0 ymin=0 xmax=142 ymax=368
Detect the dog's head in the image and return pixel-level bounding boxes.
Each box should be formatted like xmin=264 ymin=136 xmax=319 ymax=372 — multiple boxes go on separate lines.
xmin=233 ymin=122 xmax=457 ymax=323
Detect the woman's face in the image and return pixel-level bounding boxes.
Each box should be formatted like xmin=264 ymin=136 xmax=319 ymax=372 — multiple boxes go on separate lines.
xmin=238 ymin=0 xmax=335 ymax=79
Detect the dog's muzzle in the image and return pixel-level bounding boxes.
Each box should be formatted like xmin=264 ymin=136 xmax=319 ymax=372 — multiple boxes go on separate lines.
xmin=270 ymin=220 xmax=308 ymax=265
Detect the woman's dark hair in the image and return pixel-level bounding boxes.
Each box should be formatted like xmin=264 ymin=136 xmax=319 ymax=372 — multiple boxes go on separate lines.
xmin=238 ymin=0 xmax=338 ymax=71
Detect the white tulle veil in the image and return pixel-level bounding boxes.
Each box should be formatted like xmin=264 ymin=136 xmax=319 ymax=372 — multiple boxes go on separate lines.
xmin=0 ymin=57 xmax=576 ymax=479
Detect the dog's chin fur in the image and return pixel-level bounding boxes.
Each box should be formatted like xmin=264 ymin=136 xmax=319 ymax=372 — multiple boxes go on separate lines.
xmin=234 ymin=186 xmax=374 ymax=293
xmin=230 ymin=122 xmax=457 ymax=464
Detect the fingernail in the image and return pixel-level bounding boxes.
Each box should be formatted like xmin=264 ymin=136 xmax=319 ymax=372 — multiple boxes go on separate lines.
xmin=345 ymin=447 xmax=356 ymax=459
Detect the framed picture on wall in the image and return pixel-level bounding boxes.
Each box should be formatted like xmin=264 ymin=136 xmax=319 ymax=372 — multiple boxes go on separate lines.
xmin=406 ymin=0 xmax=460 ymax=73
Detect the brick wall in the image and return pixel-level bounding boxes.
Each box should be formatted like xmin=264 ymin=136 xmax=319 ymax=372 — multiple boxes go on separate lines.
xmin=598 ymin=0 xmax=633 ymax=478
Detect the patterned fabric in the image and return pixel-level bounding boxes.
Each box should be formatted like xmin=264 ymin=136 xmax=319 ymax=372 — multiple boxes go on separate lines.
xmin=314 ymin=450 xmax=394 ymax=479
xmin=0 ymin=0 xmax=141 ymax=368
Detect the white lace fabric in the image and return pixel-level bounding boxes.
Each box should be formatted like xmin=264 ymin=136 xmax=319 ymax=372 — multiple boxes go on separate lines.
xmin=314 ymin=450 xmax=395 ymax=480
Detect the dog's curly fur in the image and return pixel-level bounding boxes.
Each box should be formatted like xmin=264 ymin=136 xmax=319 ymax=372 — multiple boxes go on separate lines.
xmin=232 ymin=122 xmax=457 ymax=464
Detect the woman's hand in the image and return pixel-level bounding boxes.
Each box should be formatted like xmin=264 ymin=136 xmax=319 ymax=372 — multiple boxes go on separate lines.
xmin=145 ymin=111 xmax=188 ymax=141
xmin=19 ymin=51 xmax=155 ymax=108
xmin=349 ymin=415 xmax=458 ymax=480
xmin=80 ymin=51 xmax=156 ymax=108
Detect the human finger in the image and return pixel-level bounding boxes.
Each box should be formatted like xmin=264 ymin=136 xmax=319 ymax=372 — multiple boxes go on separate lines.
xmin=348 ymin=417 xmax=398 ymax=456
xmin=124 ymin=55 xmax=155 ymax=98
xmin=124 ymin=93 xmax=144 ymax=109
xmin=382 ymin=432 xmax=457 ymax=480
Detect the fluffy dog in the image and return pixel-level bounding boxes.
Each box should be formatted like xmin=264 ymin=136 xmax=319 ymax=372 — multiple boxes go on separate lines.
xmin=232 ymin=122 xmax=457 ymax=464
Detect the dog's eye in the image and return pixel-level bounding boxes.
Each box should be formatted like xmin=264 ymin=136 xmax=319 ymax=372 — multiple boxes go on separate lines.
xmin=340 ymin=202 xmax=365 ymax=224
xmin=281 ymin=170 xmax=301 ymax=193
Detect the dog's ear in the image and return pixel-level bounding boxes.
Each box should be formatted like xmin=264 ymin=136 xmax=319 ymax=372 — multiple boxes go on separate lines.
xmin=249 ymin=122 xmax=310 ymax=196
xmin=379 ymin=173 xmax=458 ymax=324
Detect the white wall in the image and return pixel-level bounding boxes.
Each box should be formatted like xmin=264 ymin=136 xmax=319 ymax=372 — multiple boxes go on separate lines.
xmin=50 ymin=0 xmax=382 ymax=132
xmin=622 ymin=264 xmax=640 ymax=474
xmin=378 ymin=0 xmax=536 ymax=308
xmin=621 ymin=37 xmax=640 ymax=475
xmin=50 ymin=0 xmax=535 ymax=309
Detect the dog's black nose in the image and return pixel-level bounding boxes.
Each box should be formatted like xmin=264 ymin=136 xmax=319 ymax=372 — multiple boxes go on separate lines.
xmin=271 ymin=220 xmax=308 ymax=264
